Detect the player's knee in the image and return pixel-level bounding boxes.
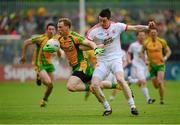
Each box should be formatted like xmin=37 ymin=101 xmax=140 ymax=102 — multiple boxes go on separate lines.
xmin=153 ymin=81 xmax=159 ymax=89
xmin=66 ymin=84 xmax=76 ymax=92
xmin=90 ymin=86 xmax=95 ymax=93
xmin=43 ymin=79 xmax=52 ymax=86
xmin=47 ymin=83 xmax=53 ymax=89
xmin=99 ymin=83 xmax=104 ymax=89
xmin=139 ymin=80 xmax=146 ymax=87
xmin=157 ymin=78 xmax=164 ymax=84
xmin=91 ymin=83 xmax=99 ymax=91
xmin=117 ymin=78 xmax=126 ymax=86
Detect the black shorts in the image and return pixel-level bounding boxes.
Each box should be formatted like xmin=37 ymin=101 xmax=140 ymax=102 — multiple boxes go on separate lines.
xmin=72 ymin=71 xmax=92 ymax=83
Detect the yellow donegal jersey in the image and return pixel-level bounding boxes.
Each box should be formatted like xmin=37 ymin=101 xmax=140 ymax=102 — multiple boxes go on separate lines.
xmin=31 ymin=34 xmax=52 ymax=66
xmin=58 ymin=31 xmax=85 ymax=67
xmin=142 ymin=37 xmax=168 ymax=65
xmin=84 ymin=50 xmax=97 ymax=68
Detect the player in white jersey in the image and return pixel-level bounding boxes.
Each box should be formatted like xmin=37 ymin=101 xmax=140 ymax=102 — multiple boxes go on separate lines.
xmin=109 ymin=49 xmax=130 ymax=101
xmin=87 ymin=8 xmax=155 ymax=116
xmin=128 ymin=31 xmax=155 ymax=104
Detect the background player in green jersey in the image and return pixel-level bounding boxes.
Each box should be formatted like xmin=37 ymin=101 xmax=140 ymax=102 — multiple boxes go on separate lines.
xmin=20 ymin=23 xmax=60 ymax=107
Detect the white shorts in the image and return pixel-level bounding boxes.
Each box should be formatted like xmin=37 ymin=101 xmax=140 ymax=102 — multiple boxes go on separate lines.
xmin=130 ymin=65 xmax=148 ymax=80
xmin=93 ymin=59 xmax=124 ymax=80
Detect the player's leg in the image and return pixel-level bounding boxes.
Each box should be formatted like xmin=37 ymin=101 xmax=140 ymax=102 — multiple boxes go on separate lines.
xmin=36 ymin=73 xmax=42 ymax=86
xmin=157 ymin=71 xmax=165 ymax=104
xmin=112 ymin=60 xmax=138 ymax=115
xmin=38 ymin=70 xmax=53 ymax=107
xmin=151 ymin=77 xmax=159 ymax=89
xmin=100 ymin=80 xmax=122 ymax=90
xmin=149 ymin=64 xmax=160 ymax=89
xmin=128 ymin=66 xmax=139 ymax=85
xmin=100 ymin=80 xmax=122 ymax=101
xmin=91 ymin=62 xmax=112 ymax=116
xmin=136 ymin=67 xmax=155 ymax=104
xmin=85 ymin=79 xmax=121 ymax=101
xmin=100 ymin=72 xmax=122 ymax=90
xmin=138 ymin=79 xmax=155 ymax=104
xmin=34 ymin=66 xmax=41 ymax=86
xmin=38 ymin=64 xmax=54 ymax=107
xmin=91 ymin=76 xmax=112 ymax=116
xmin=109 ymin=89 xmax=118 ymax=101
xmin=69 ymin=60 xmax=93 ymax=92
xmin=66 ymin=71 xmax=92 ymax=102
xmin=66 ymin=75 xmax=89 ymax=92
xmin=150 ymin=64 xmax=166 ymax=104
xmin=99 ymin=72 xmax=121 ymax=101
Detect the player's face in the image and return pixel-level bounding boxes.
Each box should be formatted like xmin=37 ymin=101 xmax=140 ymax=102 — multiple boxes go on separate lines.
xmin=137 ymin=32 xmax=146 ymax=44
xmin=149 ymin=29 xmax=158 ymax=38
xmin=57 ymin=22 xmax=69 ymax=36
xmin=99 ymin=16 xmax=110 ymax=29
xmin=46 ymin=26 xmax=56 ymax=37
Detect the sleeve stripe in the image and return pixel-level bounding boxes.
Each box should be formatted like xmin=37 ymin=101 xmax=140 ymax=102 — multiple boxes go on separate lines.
xmin=86 ymin=37 xmax=93 ymax=41
xmin=125 ymin=25 xmax=128 ymax=31
xmin=86 ymin=24 xmax=100 ymax=40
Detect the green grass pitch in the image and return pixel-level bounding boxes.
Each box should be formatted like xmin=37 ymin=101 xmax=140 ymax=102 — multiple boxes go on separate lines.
xmin=0 ymin=80 xmax=180 ymax=124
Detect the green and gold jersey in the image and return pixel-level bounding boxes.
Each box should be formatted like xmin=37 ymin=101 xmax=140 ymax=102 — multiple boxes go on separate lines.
xmin=31 ymin=34 xmax=53 ymax=66
xmin=58 ymin=31 xmax=85 ymax=67
xmin=84 ymin=50 xmax=97 ymax=68
xmin=142 ymin=37 xmax=168 ymax=65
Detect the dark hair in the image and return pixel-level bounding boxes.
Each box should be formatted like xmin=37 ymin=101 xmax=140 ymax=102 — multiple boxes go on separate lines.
xmin=46 ymin=23 xmax=56 ymax=29
xmin=136 ymin=31 xmax=145 ymax=36
xmin=99 ymin=8 xmax=111 ymax=19
xmin=58 ymin=18 xmax=72 ymax=28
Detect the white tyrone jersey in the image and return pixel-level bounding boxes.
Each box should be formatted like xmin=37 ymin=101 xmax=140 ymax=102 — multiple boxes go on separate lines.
xmin=87 ymin=22 xmax=127 ymax=61
xmin=128 ymin=41 xmax=146 ymax=68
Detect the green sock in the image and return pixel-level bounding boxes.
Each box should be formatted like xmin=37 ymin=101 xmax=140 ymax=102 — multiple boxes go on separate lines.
xmin=111 ymin=82 xmax=117 ymax=89
xmin=85 ymin=83 xmax=90 ymax=91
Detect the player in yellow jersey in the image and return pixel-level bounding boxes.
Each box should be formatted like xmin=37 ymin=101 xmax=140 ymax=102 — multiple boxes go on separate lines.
xmin=141 ymin=27 xmax=171 ymax=104
xmin=20 ymin=23 xmax=60 ymax=107
xmin=47 ymin=18 xmax=116 ymax=116
xmin=84 ymin=50 xmax=97 ymax=68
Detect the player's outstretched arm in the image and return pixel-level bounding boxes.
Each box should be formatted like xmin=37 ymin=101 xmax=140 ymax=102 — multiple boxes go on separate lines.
xmin=79 ymin=45 xmax=92 ymax=51
xmin=79 ymin=44 xmax=105 ymax=51
xmin=81 ymin=39 xmax=104 ymax=55
xmin=20 ymin=39 xmax=33 ymax=64
xmin=81 ymin=38 xmax=97 ymax=50
xmin=127 ymin=21 xmax=155 ymax=32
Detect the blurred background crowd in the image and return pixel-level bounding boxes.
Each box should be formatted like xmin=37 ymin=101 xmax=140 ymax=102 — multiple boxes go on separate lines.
xmin=0 ymin=0 xmax=179 ymax=64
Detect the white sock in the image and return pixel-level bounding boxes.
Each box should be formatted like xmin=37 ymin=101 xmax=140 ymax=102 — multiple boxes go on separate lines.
xmin=103 ymin=100 xmax=111 ymax=111
xmin=128 ymin=97 xmax=136 ymax=108
xmin=141 ymin=87 xmax=150 ymax=102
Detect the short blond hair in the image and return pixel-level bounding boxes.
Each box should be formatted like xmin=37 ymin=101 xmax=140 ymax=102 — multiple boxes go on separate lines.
xmin=58 ymin=18 xmax=72 ymax=28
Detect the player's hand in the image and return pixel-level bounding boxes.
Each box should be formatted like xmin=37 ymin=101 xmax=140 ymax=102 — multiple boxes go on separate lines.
xmin=163 ymin=56 xmax=168 ymax=61
xmin=145 ymin=60 xmax=149 ymax=65
xmin=148 ymin=21 xmax=156 ymax=29
xmin=94 ymin=48 xmax=104 ymax=55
